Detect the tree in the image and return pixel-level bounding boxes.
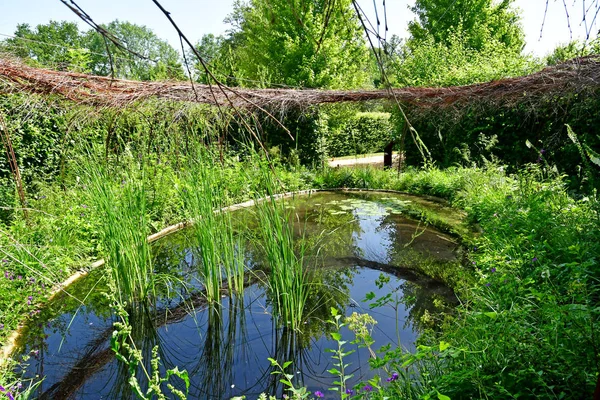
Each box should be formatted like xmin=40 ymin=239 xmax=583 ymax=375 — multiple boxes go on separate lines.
xmin=3 ymin=20 xmax=184 ymax=80
xmin=189 ymin=34 xmax=240 ymax=85
xmin=389 ymin=30 xmax=539 ymax=87
xmin=383 ymin=0 xmax=534 ymax=87
xmin=224 ymin=0 xmax=371 ymax=89
xmin=408 ymin=0 xmax=525 ymax=52
xmin=4 ymin=21 xmax=91 ymax=71
xmin=84 ymin=20 xmax=185 ymax=80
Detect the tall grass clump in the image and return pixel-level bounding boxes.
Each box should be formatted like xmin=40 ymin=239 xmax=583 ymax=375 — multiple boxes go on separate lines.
xmin=253 ymin=169 xmax=310 ymax=331
xmin=85 ymin=161 xmax=154 ymax=304
xmin=178 ymin=150 xmax=246 ymax=304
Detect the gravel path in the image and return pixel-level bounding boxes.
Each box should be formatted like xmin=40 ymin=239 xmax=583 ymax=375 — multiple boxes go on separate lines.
xmin=328 ymin=154 xmax=399 ymax=167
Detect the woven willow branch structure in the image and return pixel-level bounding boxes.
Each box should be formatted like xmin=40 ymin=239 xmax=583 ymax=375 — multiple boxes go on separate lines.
xmin=0 ymin=56 xmax=599 ymax=110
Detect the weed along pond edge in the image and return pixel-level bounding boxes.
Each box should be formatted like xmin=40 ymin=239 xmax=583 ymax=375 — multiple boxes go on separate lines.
xmin=0 ymin=188 xmax=470 ymax=370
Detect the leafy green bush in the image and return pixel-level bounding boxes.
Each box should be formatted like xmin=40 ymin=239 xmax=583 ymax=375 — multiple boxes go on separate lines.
xmin=326 ymin=112 xmax=394 ymax=157
xmin=400 ymin=92 xmax=600 ymax=191
xmin=390 ymin=30 xmax=540 ymax=88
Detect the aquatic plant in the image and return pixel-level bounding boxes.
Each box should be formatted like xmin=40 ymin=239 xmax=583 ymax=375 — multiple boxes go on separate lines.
xmin=254 ymin=191 xmax=310 ymax=331
xmin=178 ymin=150 xmax=246 ymax=304
xmin=110 ymin=296 xmax=189 ymax=400
xmin=85 ymin=162 xmax=154 ymax=303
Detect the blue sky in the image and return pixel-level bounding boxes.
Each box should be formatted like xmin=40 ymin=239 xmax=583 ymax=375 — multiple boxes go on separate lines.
xmin=0 ymin=0 xmax=597 ymax=57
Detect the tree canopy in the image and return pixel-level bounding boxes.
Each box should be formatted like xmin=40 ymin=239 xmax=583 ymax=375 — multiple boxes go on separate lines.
xmin=4 ymin=21 xmax=89 ymax=70
xmin=222 ymin=0 xmax=371 ymax=89
xmin=3 ymin=20 xmax=184 ymax=80
xmin=408 ymin=0 xmax=525 ymax=52
xmin=382 ymin=0 xmax=534 ymax=87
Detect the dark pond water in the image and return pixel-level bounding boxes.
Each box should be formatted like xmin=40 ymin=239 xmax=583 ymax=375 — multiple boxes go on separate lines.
xmin=14 ymin=191 xmax=462 ymax=400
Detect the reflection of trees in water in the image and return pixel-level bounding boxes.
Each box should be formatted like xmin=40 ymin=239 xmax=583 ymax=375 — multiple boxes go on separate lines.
xmin=394 ymin=279 xmax=454 ymax=333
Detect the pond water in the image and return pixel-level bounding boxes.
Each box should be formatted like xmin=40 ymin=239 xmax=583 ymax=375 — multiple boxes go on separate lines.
xmin=14 ymin=191 xmax=462 ymax=400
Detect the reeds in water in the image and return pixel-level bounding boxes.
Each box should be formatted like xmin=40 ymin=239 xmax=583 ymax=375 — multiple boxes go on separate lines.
xmin=253 ymin=175 xmax=310 ymax=331
xmin=86 ymin=164 xmax=154 ymax=304
xmin=179 ymin=151 xmax=246 ymax=304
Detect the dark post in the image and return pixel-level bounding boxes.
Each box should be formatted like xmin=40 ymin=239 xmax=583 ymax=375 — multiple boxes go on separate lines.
xmin=383 ymin=141 xmax=394 ymax=169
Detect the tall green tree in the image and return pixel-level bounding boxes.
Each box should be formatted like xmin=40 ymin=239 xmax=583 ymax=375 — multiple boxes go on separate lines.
xmin=382 ymin=0 xmax=535 ymax=87
xmin=84 ymin=20 xmax=184 ymax=81
xmin=3 ymin=20 xmax=184 ymax=80
xmin=408 ymin=0 xmax=525 ymax=52
xmin=4 ymin=21 xmax=91 ymax=71
xmin=189 ymin=34 xmax=240 ymax=85
xmin=224 ymin=0 xmax=371 ymax=89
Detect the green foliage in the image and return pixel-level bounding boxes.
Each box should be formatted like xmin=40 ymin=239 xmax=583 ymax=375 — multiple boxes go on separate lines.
xmin=267 ymin=357 xmax=310 ymax=399
xmin=389 ymin=29 xmax=540 ymax=87
xmin=3 ymin=20 xmax=184 ymax=80
xmin=84 ymin=20 xmax=185 ymax=80
xmin=0 ymin=94 xmax=68 ymax=190
xmin=189 ymin=34 xmax=239 ymax=84
xmin=326 ymin=112 xmax=394 ymax=157
xmin=326 ymin=307 xmax=355 ymax=397
xmin=225 ymin=0 xmax=370 ymax=88
xmin=400 ymin=92 xmax=600 ymax=192
xmin=408 ymin=0 xmax=525 ymax=53
xmin=253 ymin=173 xmax=311 ymax=331
xmin=4 ymin=21 xmax=89 ymax=70
xmin=178 ymin=149 xmax=246 ymax=304
xmin=545 ymin=37 xmax=600 ymax=65
xmin=377 ymin=0 xmax=534 ymax=89
xmin=110 ymin=300 xmax=189 ymax=399
xmin=84 ymin=160 xmax=154 ymax=303
xmin=316 ymin=165 xmax=600 ymax=399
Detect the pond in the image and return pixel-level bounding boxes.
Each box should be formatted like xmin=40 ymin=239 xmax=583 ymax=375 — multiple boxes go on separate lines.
xmin=13 ymin=191 xmax=463 ymax=400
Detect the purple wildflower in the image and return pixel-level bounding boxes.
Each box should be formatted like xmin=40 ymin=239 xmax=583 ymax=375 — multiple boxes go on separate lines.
xmin=485 ymin=283 xmax=491 ymax=287
xmin=27 ymin=296 xmax=33 ymax=305
xmin=1 ymin=259 xmax=8 ymax=263
xmin=0 ymin=385 xmax=4 ymax=392
xmin=346 ymin=389 xmax=354 ymax=395
xmin=6 ymin=391 xmax=14 ymax=400
xmin=490 ymin=267 xmax=496 ymax=273
xmin=362 ymin=385 xmax=373 ymax=392
xmin=17 ymin=275 xmax=22 ymax=280
xmin=387 ymin=372 xmax=399 ymax=382
xmin=532 ymin=257 xmax=538 ymax=262
xmin=314 ymin=391 xmax=324 ymax=398
xmin=540 ymin=149 xmax=546 ymax=154
xmin=0 ymin=323 xmax=4 ymax=330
